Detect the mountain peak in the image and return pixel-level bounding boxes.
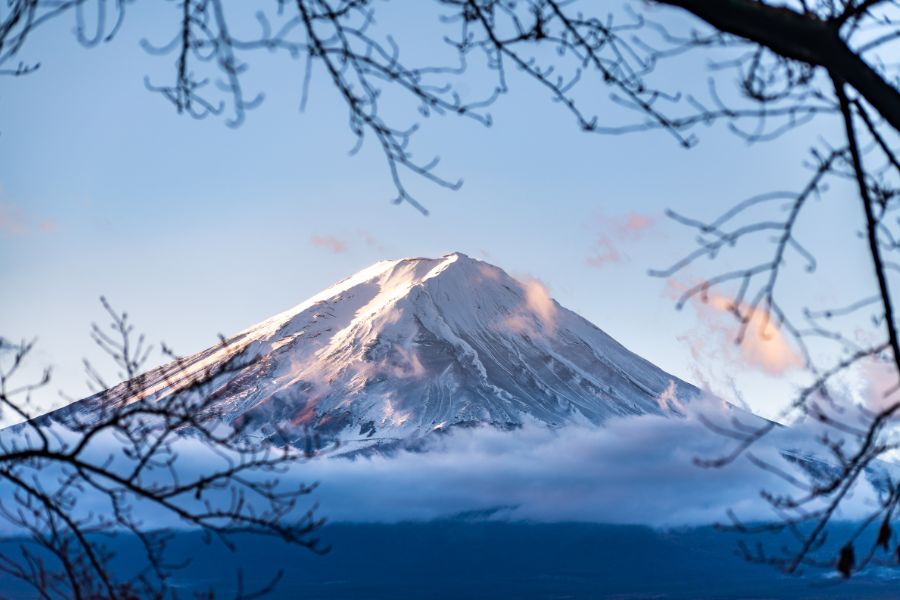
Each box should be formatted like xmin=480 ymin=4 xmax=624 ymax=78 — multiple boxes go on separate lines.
xmin=439 ymin=250 xmax=475 ymax=263
xmin=72 ymin=254 xmax=698 ymax=453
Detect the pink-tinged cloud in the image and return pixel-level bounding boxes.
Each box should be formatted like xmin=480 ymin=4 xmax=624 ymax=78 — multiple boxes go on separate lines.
xmin=585 ymin=239 xmax=621 ymax=268
xmin=39 ymin=219 xmax=59 ymax=233
xmin=476 ymin=263 xmax=502 ymax=282
xmin=711 ymin=295 xmax=803 ymax=376
xmin=521 ymin=277 xmax=557 ymax=330
xmin=622 ymin=212 xmax=654 ymax=233
xmin=586 ymin=211 xmax=656 ymax=269
xmin=390 ymin=346 xmax=426 ymax=380
xmin=0 ymin=203 xmax=58 ymax=238
xmin=669 ymin=279 xmax=803 ymax=377
xmin=358 ymin=230 xmax=385 ymax=253
xmin=311 ymin=234 xmax=348 ymax=254
xmin=504 ymin=277 xmax=558 ymax=336
xmin=0 ymin=203 xmax=29 ymax=237
xmin=655 ymin=380 xmax=685 ymax=414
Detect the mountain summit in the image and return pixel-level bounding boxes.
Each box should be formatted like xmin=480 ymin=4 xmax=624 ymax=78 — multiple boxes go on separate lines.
xmin=74 ymin=253 xmax=698 ymax=452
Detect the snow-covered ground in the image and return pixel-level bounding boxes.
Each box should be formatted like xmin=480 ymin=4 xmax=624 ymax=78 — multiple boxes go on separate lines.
xmin=62 ymin=252 xmax=699 ymax=453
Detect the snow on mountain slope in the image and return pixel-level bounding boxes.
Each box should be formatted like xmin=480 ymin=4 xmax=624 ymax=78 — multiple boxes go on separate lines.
xmin=64 ymin=253 xmax=699 ymax=452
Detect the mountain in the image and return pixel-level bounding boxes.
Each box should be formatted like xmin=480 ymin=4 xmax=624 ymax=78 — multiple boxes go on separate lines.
xmin=63 ymin=253 xmax=698 ymax=453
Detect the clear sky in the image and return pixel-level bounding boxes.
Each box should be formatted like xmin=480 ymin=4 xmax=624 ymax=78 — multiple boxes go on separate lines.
xmin=0 ymin=2 xmax=877 ymax=419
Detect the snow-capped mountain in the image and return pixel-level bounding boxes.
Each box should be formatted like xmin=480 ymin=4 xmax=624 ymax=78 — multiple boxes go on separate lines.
xmin=65 ymin=253 xmax=698 ymax=452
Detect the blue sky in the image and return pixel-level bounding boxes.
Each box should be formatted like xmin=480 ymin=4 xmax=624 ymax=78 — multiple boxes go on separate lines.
xmin=0 ymin=2 xmax=876 ymax=418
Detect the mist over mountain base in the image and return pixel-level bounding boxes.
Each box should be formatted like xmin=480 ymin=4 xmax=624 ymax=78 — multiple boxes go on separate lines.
xmin=2 ymin=522 xmax=897 ymax=599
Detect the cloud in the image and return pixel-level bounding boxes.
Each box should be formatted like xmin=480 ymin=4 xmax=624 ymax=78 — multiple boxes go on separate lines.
xmin=586 ymin=239 xmax=622 ymax=268
xmin=0 ymin=204 xmax=27 ymax=237
xmin=669 ymin=279 xmax=803 ymax=377
xmin=504 ymin=276 xmax=558 ymax=335
xmin=622 ymin=213 xmax=654 ymax=233
xmin=358 ymin=230 xmax=385 ymax=253
xmin=840 ymin=354 xmax=900 ymax=413
xmin=0 ymin=199 xmax=58 ymax=238
xmin=39 ymin=218 xmax=59 ymax=233
xmin=586 ymin=212 xmax=656 ymax=269
xmin=655 ymin=380 xmax=685 ymax=414
xmin=310 ymin=231 xmax=388 ymax=255
xmin=521 ymin=277 xmax=556 ymax=328
xmin=476 ymin=263 xmax=502 ymax=282
xmin=2 ymin=395 xmax=881 ymax=535
xmin=707 ymin=295 xmax=802 ymax=376
xmin=311 ymin=234 xmax=348 ymax=254
xmin=382 ymin=345 xmax=426 ymax=381
xmin=291 ymin=396 xmax=878 ymax=526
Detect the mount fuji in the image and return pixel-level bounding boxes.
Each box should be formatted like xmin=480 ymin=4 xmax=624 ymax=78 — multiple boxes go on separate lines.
xmin=61 ymin=253 xmax=699 ymax=453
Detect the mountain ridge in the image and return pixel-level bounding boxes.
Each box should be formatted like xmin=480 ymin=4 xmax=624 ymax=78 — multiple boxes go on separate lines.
xmin=58 ymin=252 xmax=699 ymax=453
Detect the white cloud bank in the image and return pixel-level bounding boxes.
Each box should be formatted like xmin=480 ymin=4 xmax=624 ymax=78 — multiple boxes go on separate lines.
xmin=295 ymin=397 xmax=882 ymax=526
xmin=0 ymin=395 xmax=883 ymax=535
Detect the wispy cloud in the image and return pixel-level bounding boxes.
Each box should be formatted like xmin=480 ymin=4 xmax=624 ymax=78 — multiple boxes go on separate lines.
xmin=504 ymin=276 xmax=558 ymax=335
xmin=311 ymin=231 xmax=388 ymax=255
xmin=586 ymin=211 xmax=656 ymax=269
xmin=9 ymin=395 xmax=878 ymax=532
xmin=843 ymin=355 xmax=900 ymax=413
xmin=668 ymin=279 xmax=803 ymax=377
xmin=310 ymin=234 xmax=348 ymax=254
xmin=0 ymin=202 xmax=58 ymax=238
xmin=358 ymin=230 xmax=385 ymax=253
xmin=521 ymin=277 xmax=557 ymax=330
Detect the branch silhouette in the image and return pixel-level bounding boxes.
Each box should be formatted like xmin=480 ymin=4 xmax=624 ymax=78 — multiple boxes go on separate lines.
xmin=3 ymin=0 xmax=900 ymax=582
xmin=0 ymin=299 xmax=326 ymax=599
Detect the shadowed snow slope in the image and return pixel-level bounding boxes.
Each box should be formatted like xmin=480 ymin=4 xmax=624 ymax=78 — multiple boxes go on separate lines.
xmin=65 ymin=253 xmax=698 ymax=452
